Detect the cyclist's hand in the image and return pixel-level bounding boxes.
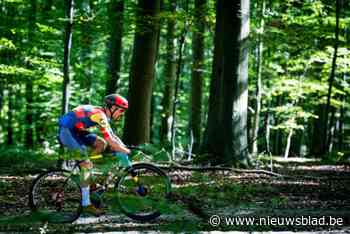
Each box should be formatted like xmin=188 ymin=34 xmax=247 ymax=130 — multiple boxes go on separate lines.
xmin=109 ymin=142 xmax=130 ymax=154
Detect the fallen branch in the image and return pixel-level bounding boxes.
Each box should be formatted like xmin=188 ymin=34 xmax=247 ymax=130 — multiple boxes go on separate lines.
xmin=156 ymin=163 xmax=340 ymax=181
xmin=155 ymin=162 xmax=289 ymax=178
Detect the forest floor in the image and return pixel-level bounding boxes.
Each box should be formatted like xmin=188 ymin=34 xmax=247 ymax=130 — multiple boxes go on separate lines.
xmin=0 ymin=157 xmax=349 ymax=233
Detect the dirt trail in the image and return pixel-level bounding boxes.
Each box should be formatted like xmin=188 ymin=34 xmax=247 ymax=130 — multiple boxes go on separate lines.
xmin=0 ymin=162 xmax=349 ymax=232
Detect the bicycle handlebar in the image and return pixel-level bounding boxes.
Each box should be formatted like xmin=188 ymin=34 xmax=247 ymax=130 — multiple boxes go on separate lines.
xmin=126 ymin=145 xmax=142 ymax=151
xmin=87 ymin=146 xmax=142 ymax=161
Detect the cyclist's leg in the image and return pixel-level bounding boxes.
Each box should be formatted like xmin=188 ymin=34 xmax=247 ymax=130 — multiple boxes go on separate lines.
xmin=76 ymin=132 xmax=104 ymax=215
xmin=58 ymin=127 xmax=87 ymax=154
xmin=59 ymin=128 xmax=95 ymax=211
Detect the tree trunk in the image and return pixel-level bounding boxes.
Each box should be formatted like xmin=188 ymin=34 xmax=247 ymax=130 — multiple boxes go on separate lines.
xmin=338 ymin=100 xmax=344 ymax=151
xmin=311 ymin=104 xmax=327 ymax=156
xmin=150 ymin=13 xmax=162 ymax=143
xmin=272 ymin=96 xmax=283 ymax=155
xmin=233 ymin=0 xmax=250 ymax=164
xmin=160 ymin=1 xmax=176 ymax=145
xmin=323 ymin=0 xmax=340 ymax=154
xmin=202 ymin=0 xmax=250 ymax=166
xmin=338 ymin=73 xmax=345 ymax=151
xmin=61 ymin=0 xmax=74 ymax=115
xmin=35 ymin=0 xmax=53 ymax=144
xmin=25 ymin=0 xmax=37 ymax=147
xmin=7 ymin=86 xmax=13 ymax=145
xmin=0 ymin=82 xmax=3 ymax=113
xmin=150 ymin=94 xmax=156 ymax=143
xmin=105 ymin=0 xmax=124 ymax=95
xmin=170 ymin=0 xmax=189 ymax=160
xmin=291 ymin=130 xmax=303 ymax=156
xmin=123 ymin=0 xmax=160 ymax=145
xmin=265 ymin=107 xmax=271 ymax=155
xmin=189 ymin=0 xmax=206 ymax=152
xmin=328 ymin=107 xmax=336 ymax=152
xmin=0 ymin=83 xmax=3 ymax=143
xmin=252 ymin=0 xmax=265 ymax=157
xmin=284 ymin=129 xmax=293 ymax=159
xmin=80 ymin=0 xmax=93 ymax=103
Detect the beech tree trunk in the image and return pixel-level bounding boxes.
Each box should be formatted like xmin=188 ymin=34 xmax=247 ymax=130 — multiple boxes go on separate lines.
xmin=337 ymin=73 xmax=345 ymax=151
xmin=202 ymin=0 xmax=250 ymax=166
xmin=284 ymin=129 xmax=293 ymax=158
xmin=123 ymin=0 xmax=160 ymax=145
xmin=160 ymin=1 xmax=176 ymax=145
xmin=7 ymin=86 xmax=13 ymax=145
xmin=311 ymin=104 xmax=327 ymax=156
xmin=252 ymin=0 xmax=265 ymax=157
xmin=25 ymin=0 xmax=37 ymax=147
xmin=0 ymin=83 xmax=3 ymax=113
xmin=323 ymin=0 xmax=340 ymax=154
xmin=80 ymin=0 xmax=93 ymax=103
xmin=265 ymin=106 xmax=271 ymax=155
xmin=189 ymin=0 xmax=206 ymax=152
xmin=328 ymin=107 xmax=336 ymax=152
xmin=35 ymin=0 xmax=53 ymax=144
xmin=61 ymin=0 xmax=74 ymax=115
xmin=105 ymin=0 xmax=124 ymax=95
xmin=272 ymin=96 xmax=283 ymax=155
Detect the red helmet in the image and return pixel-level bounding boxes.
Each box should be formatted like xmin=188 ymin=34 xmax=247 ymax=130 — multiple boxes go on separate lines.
xmin=104 ymin=94 xmax=128 ymax=109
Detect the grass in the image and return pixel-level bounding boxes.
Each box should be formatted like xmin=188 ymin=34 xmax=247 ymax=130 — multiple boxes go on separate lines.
xmin=0 ymin=146 xmax=58 ymax=175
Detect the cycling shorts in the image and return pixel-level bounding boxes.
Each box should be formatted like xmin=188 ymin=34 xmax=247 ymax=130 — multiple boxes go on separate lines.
xmin=58 ymin=127 xmax=97 ymax=154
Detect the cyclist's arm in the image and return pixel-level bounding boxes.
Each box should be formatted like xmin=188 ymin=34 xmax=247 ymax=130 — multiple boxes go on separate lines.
xmin=90 ymin=113 xmax=130 ymax=154
xmin=105 ymin=134 xmax=130 ymax=154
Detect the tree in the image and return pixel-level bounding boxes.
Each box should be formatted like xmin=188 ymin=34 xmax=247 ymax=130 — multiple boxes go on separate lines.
xmin=323 ymin=0 xmax=341 ymax=154
xmin=7 ymin=85 xmax=14 ymax=145
xmin=252 ymin=0 xmax=265 ymax=157
xmin=190 ymin=0 xmax=206 ymax=152
xmin=80 ymin=0 xmax=94 ymax=102
xmin=202 ymin=0 xmax=250 ymax=166
xmin=25 ymin=0 xmax=37 ymax=147
xmin=105 ymin=0 xmax=124 ymax=95
xmin=61 ymin=0 xmax=74 ymax=115
xmin=123 ymin=0 xmax=160 ymax=145
xmin=160 ymin=1 xmax=177 ymax=145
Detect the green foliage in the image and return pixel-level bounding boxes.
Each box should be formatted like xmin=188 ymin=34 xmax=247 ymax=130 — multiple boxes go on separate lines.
xmin=0 ymin=64 xmax=35 ymax=78
xmin=321 ymin=151 xmax=350 ymax=164
xmin=0 ymin=146 xmax=57 ymax=174
xmin=0 ymin=0 xmax=349 ymax=161
xmin=0 ymin=37 xmax=16 ymax=51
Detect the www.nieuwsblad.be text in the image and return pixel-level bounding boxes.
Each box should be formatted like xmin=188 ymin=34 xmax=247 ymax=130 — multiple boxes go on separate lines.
xmin=209 ymin=215 xmax=344 ymax=227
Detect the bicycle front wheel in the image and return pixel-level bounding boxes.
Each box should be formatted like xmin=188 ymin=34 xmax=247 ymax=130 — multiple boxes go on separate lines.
xmin=115 ymin=163 xmax=171 ymax=221
xmin=29 ymin=170 xmax=82 ymax=223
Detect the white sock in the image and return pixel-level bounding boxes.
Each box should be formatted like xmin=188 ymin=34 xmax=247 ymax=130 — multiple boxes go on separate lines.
xmin=81 ymin=186 xmax=91 ymax=207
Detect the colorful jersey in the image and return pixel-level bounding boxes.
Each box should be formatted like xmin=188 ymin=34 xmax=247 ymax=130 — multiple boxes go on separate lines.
xmin=59 ymin=105 xmax=114 ymax=139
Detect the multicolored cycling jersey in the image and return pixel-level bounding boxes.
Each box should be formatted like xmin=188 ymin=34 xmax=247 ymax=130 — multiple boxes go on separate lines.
xmin=58 ymin=105 xmax=114 ymax=140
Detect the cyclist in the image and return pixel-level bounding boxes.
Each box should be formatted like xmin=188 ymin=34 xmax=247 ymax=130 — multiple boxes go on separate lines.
xmin=58 ymin=94 xmax=131 ymax=216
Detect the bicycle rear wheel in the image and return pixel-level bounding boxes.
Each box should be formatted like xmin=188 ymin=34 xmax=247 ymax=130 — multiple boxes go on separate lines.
xmin=115 ymin=163 xmax=171 ymax=221
xmin=29 ymin=170 xmax=82 ymax=223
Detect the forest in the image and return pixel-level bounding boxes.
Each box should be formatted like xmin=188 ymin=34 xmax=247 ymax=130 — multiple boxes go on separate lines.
xmin=0 ymin=0 xmax=350 ymax=232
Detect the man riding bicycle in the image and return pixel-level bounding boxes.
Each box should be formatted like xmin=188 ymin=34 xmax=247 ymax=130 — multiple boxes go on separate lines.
xmin=58 ymin=94 xmax=130 ymax=216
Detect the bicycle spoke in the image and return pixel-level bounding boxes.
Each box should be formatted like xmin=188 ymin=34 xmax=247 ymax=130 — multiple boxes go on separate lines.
xmin=115 ymin=164 xmax=171 ymax=221
xmin=30 ymin=170 xmax=82 ymax=223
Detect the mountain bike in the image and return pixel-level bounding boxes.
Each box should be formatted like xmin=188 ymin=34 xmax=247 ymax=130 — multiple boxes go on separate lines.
xmin=28 ymin=148 xmax=172 ymax=223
